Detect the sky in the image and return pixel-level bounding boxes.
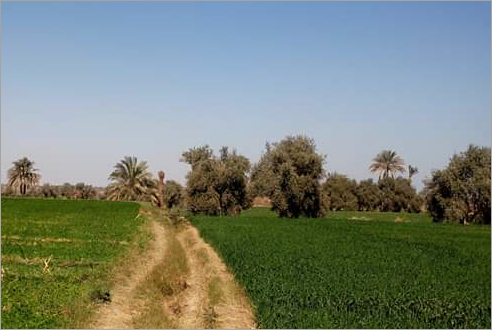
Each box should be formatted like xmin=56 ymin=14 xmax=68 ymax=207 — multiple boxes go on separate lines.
xmin=1 ymin=1 xmax=491 ymax=191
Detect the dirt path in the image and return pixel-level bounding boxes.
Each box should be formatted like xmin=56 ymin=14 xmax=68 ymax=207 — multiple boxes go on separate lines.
xmin=89 ymin=209 xmax=255 ymax=329
xmin=174 ymin=225 xmax=256 ymax=329
xmin=91 ymin=220 xmax=167 ymax=329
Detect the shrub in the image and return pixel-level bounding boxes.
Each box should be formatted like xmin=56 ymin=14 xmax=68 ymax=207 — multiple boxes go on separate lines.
xmin=252 ymin=135 xmax=327 ymax=218
xmin=424 ymin=145 xmax=491 ymax=224
xmin=181 ymin=145 xmax=251 ymax=216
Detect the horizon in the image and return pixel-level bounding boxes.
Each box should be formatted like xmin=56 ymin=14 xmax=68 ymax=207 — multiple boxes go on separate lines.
xmin=2 ymin=1 xmax=491 ymax=192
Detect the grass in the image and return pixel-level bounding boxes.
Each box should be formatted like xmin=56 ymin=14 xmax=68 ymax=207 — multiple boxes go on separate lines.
xmin=1 ymin=198 xmax=146 ymax=329
xmin=190 ymin=207 xmax=491 ymax=329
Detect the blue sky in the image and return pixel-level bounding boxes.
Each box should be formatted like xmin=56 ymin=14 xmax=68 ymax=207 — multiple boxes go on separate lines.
xmin=1 ymin=1 xmax=490 ymax=191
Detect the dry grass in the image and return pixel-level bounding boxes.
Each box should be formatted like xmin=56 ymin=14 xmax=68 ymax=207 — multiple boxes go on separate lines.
xmin=89 ymin=218 xmax=165 ymax=329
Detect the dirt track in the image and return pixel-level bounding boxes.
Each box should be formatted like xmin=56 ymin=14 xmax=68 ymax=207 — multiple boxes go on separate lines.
xmin=91 ymin=221 xmax=167 ymax=329
xmin=90 ymin=211 xmax=255 ymax=329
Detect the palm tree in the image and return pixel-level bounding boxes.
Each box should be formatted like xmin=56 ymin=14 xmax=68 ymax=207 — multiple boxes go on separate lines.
xmin=369 ymin=150 xmax=406 ymax=179
xmin=408 ymin=165 xmax=419 ymax=180
xmin=7 ymin=157 xmax=41 ymax=195
xmin=107 ymin=156 xmax=158 ymax=203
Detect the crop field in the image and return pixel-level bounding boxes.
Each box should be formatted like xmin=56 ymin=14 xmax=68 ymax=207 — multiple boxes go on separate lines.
xmin=1 ymin=198 xmax=144 ymax=329
xmin=191 ymin=207 xmax=491 ymax=329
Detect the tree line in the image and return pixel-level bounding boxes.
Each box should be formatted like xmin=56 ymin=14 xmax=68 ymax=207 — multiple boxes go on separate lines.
xmin=3 ymin=136 xmax=490 ymax=224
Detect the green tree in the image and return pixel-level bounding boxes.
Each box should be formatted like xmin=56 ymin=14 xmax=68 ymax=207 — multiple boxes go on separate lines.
xmin=107 ymin=156 xmax=158 ymax=203
xmin=254 ymin=136 xmax=327 ymax=218
xmin=378 ymin=177 xmax=421 ymax=212
xmin=369 ymin=150 xmax=406 ymax=179
xmin=424 ymin=145 xmax=491 ymax=224
xmin=7 ymin=157 xmax=41 ymax=195
xmin=323 ymin=173 xmax=358 ymax=211
xmin=250 ymin=143 xmax=276 ymax=198
xmin=182 ymin=146 xmax=251 ymax=216
xmin=355 ymin=179 xmax=381 ymax=211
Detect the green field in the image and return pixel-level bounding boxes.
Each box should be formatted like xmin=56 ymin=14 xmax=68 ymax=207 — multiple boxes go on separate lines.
xmin=1 ymin=198 xmax=144 ymax=329
xmin=191 ymin=207 xmax=491 ymax=329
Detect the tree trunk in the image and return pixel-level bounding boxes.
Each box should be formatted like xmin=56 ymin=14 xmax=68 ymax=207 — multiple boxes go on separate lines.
xmin=157 ymin=171 xmax=166 ymax=209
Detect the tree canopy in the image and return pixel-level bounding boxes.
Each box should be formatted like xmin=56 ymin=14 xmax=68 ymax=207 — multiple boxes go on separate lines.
xmin=182 ymin=145 xmax=251 ymax=216
xmin=7 ymin=157 xmax=41 ymax=195
xmin=424 ymin=145 xmax=491 ymax=224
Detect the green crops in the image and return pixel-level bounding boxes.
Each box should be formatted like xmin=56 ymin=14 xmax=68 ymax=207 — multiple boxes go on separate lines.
xmin=191 ymin=208 xmax=491 ymax=329
xmin=1 ymin=198 xmax=142 ymax=329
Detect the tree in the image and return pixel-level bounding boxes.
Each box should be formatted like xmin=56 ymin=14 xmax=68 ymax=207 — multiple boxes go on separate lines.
xmin=107 ymin=156 xmax=158 ymax=203
xmin=323 ymin=173 xmax=358 ymax=211
xmin=164 ymin=180 xmax=185 ymax=209
xmin=355 ymin=179 xmax=381 ymax=211
xmin=250 ymin=143 xmax=276 ymax=198
xmin=41 ymin=184 xmax=60 ymax=198
xmin=60 ymin=183 xmax=75 ymax=199
xmin=7 ymin=157 xmax=41 ymax=195
xmin=369 ymin=150 xmax=406 ymax=179
xmin=182 ymin=146 xmax=251 ymax=216
xmin=424 ymin=145 xmax=491 ymax=224
xmin=74 ymin=182 xmax=97 ymax=199
xmin=378 ymin=177 xmax=421 ymax=212
xmin=253 ymin=136 xmax=328 ymax=218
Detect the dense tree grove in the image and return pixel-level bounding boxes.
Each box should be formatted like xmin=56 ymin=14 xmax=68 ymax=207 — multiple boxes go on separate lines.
xmin=4 ymin=141 xmax=490 ymax=225
xmin=251 ymin=136 xmax=328 ymax=218
xmin=181 ymin=145 xmax=251 ymax=216
xmin=423 ymin=145 xmax=491 ymax=224
xmin=1 ymin=182 xmax=106 ymax=200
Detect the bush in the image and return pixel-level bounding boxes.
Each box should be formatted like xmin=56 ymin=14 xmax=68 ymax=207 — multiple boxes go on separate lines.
xmin=181 ymin=145 xmax=251 ymax=216
xmin=252 ymin=136 xmax=328 ymax=218
xmin=424 ymin=145 xmax=491 ymax=224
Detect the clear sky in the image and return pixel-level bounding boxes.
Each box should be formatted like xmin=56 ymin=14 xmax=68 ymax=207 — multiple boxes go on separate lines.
xmin=1 ymin=1 xmax=490 ymax=191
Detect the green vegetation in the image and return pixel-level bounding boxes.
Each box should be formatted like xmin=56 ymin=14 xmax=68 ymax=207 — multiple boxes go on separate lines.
xmin=107 ymin=156 xmax=158 ymax=204
xmin=181 ymin=145 xmax=251 ymax=216
xmin=1 ymin=198 xmax=145 ymax=329
xmin=369 ymin=150 xmax=406 ymax=179
xmin=191 ymin=207 xmax=491 ymax=328
xmin=424 ymin=145 xmax=491 ymax=224
xmin=6 ymin=157 xmax=41 ymax=195
xmin=251 ymin=136 xmax=328 ymax=218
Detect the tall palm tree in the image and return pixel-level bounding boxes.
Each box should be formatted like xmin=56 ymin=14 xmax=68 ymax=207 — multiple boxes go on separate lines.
xmin=7 ymin=157 xmax=41 ymax=195
xmin=369 ymin=150 xmax=406 ymax=179
xmin=107 ymin=156 xmax=158 ymax=203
